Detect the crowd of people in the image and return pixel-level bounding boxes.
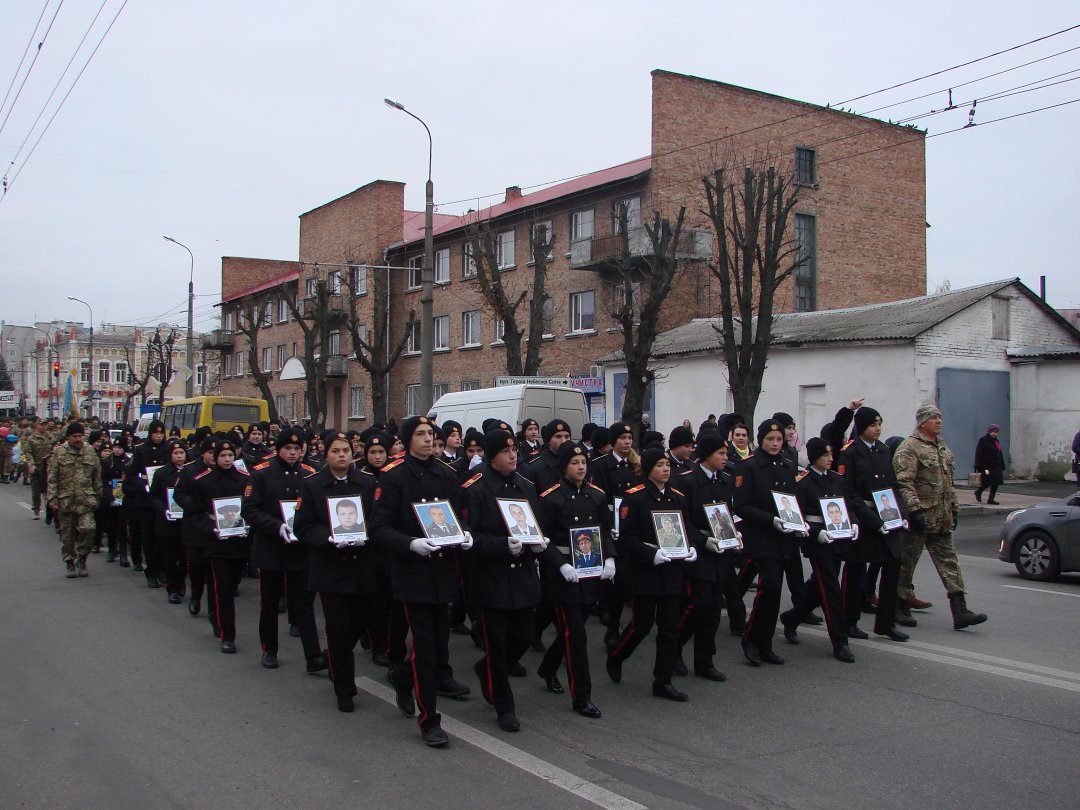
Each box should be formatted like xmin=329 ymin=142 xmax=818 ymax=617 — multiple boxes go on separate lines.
xmin=3 ymin=399 xmax=988 ymax=748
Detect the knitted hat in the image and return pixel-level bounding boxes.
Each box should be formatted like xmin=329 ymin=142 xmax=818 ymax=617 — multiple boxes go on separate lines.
xmin=806 ymin=437 xmax=831 ymax=465
xmin=669 ymin=425 xmax=695 ymax=449
xmin=483 ymin=429 xmax=518 ymax=459
xmin=213 ymin=439 xmax=237 ymax=460
xmin=541 ymin=419 xmax=571 ymax=444
xmin=772 ymin=411 xmax=796 ymax=429
xmin=520 ymin=418 xmax=539 ymax=432
xmin=642 ymin=430 xmax=664 ymax=449
xmin=321 ymin=429 xmax=349 ymax=450
xmin=916 ymin=404 xmax=942 ymax=425
xmin=556 ymin=441 xmax=589 ymax=471
xmin=757 ymin=419 xmax=784 ymax=445
xmin=277 ymin=428 xmax=305 ymax=449
xmin=609 ymin=421 xmax=634 ymax=442
xmin=64 ymin=421 xmax=85 ymax=437
xmin=853 ymin=407 xmax=882 ymax=436
xmin=581 ymin=423 xmax=597 ymax=442
xmin=695 ymin=431 xmax=727 ymax=461
xmin=640 ymin=447 xmax=669 ymax=478
xmin=442 ymin=420 xmax=462 ymax=439
xmin=399 ymin=415 xmax=435 ymax=448
xmin=591 ymin=427 xmax=611 ymax=450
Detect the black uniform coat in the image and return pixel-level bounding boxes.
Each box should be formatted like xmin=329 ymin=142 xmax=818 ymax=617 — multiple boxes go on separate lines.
xmin=242 ymin=456 xmax=318 ymax=571
xmin=148 ymin=462 xmax=185 ymax=539
xmin=173 ymin=465 xmax=251 ymax=559
xmin=838 ymin=438 xmax=905 ymax=561
xmin=293 ymin=466 xmax=376 ymax=595
xmin=370 ymin=453 xmax=462 ymax=605
xmin=240 ymin=441 xmax=274 ymax=471
xmin=460 ymin=467 xmax=547 ymax=610
xmin=677 ymin=463 xmax=736 ymax=582
xmin=521 ymin=449 xmax=560 ymax=494
xmin=617 ymin=481 xmax=693 ymax=596
xmin=175 ymin=459 xmax=210 ymax=549
xmin=537 ymin=478 xmax=613 ymax=604
xmin=124 ymin=438 xmax=172 ymax=512
xmin=732 ymin=448 xmax=801 ymax=562
xmin=588 ymin=452 xmax=643 ymax=506
xmin=793 ymin=467 xmax=854 ymax=560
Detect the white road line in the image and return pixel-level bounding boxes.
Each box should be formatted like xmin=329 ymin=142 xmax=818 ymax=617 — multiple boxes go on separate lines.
xmin=1001 ymin=584 xmax=1080 ymax=599
xmin=356 ymin=677 xmax=647 ymax=810
xmin=17 ymin=501 xmax=31 ymax=510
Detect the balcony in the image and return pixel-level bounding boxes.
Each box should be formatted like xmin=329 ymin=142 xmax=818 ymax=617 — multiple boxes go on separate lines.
xmin=302 ymin=294 xmax=347 ymax=318
xmin=325 ymin=354 xmax=349 ymax=377
xmin=201 ymin=329 xmax=235 ymax=350
xmin=569 ymin=226 xmax=712 ymax=269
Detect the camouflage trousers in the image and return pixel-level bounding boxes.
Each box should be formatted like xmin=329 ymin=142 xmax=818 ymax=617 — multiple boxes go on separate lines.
xmin=58 ymin=511 xmax=96 ymax=562
xmin=898 ymin=529 xmax=965 ymax=598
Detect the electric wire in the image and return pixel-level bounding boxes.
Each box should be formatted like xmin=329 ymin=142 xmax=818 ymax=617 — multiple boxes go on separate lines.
xmin=0 ymin=0 xmax=64 ymax=136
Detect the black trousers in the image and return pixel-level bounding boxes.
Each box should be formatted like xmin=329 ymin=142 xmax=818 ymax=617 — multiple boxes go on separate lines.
xmin=477 ymin=607 xmax=534 ymax=716
xmin=610 ymin=594 xmax=680 ymax=684
xmin=787 ymin=558 xmax=848 ymax=648
xmin=744 ymin=557 xmax=783 ymax=649
xmin=740 ymin=555 xmax=805 ymax=607
xmin=124 ymin=514 xmax=143 ymax=566
xmin=137 ymin=510 xmax=159 ymax=580
xmin=369 ymin=571 xmax=408 ymax=665
xmin=259 ymin=569 xmax=320 ymax=659
xmin=320 ymin=592 xmax=373 ymax=699
xmin=539 ymin=602 xmax=593 ymax=704
xmin=396 ymin=602 xmax=454 ymax=732
xmin=842 ymin=561 xmax=865 ymax=626
xmin=186 ymin=546 xmax=209 ymax=609
xmin=533 ymin=596 xmax=555 ymax=642
xmin=101 ymin=507 xmax=125 ymax=557
xmin=604 ymin=577 xmax=627 ymax=639
xmin=209 ymin=557 xmax=244 ymax=642
xmin=872 ymin=556 xmax=901 ymax=635
xmin=160 ymin=533 xmax=185 ymax=595
xmin=677 ymin=578 xmax=724 ymax=665
xmin=721 ymin=560 xmax=747 ymax=630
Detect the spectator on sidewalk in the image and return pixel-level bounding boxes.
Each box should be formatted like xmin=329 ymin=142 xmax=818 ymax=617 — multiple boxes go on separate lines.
xmin=973 ymin=424 xmax=1005 ymax=505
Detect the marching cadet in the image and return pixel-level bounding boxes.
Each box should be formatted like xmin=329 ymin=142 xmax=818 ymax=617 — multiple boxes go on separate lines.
xmin=536 ymin=441 xmax=613 ymax=719
xmin=173 ymin=438 xmax=251 ymax=653
xmin=126 ymin=420 xmax=171 ymax=585
xmin=521 ymin=419 xmax=573 ymax=494
xmin=606 ymin=448 xmax=698 ymax=701
xmin=518 ymin=418 xmax=542 ymax=460
xmin=370 ymin=416 xmax=474 ymax=748
xmin=733 ymin=419 xmax=807 ymax=667
xmin=675 ymin=431 xmax=743 ymax=682
xmin=440 ymin=420 xmax=464 ymax=463
xmin=47 ymin=422 xmax=103 ymax=578
xmin=667 ymin=426 xmax=696 ymax=474
xmin=838 ymin=407 xmax=910 ymax=642
xmin=293 ymin=431 xmax=377 ymax=713
xmin=781 ymin=438 xmax=859 ymax=663
xmin=362 ymin=432 xmax=405 ymax=669
xmin=241 ymin=428 xmax=326 ymax=672
xmin=240 ymin=423 xmax=274 ymax=470
xmin=147 ymin=439 xmax=189 ymax=603
xmin=100 ymin=439 xmax=128 ymax=563
xmin=460 ymin=428 xmax=552 ymax=733
xmin=177 ymin=437 xmax=215 ymax=621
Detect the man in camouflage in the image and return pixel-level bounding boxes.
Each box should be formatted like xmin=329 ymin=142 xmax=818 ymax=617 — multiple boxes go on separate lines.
xmin=24 ymin=419 xmax=55 ymax=519
xmin=47 ymin=422 xmax=103 ymax=578
xmin=893 ymin=405 xmax=987 ymax=630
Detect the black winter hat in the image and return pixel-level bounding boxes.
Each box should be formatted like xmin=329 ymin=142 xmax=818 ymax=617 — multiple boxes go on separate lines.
xmin=669 ymin=426 xmax=695 ymax=448
xmin=806 ymin=437 xmax=831 ymax=465
xmin=277 ymin=429 xmax=305 ymax=449
xmin=399 ymin=415 xmax=435 ymax=448
xmin=609 ymin=421 xmax=634 ymax=442
xmin=483 ymin=429 xmax=518 ymax=459
xmin=695 ymin=431 xmax=727 ymax=461
xmin=591 ymin=427 xmax=612 ymax=450
xmin=772 ymin=412 xmax=796 ymax=429
xmin=541 ymin=419 xmax=571 ymax=444
xmin=442 ymin=420 xmax=462 ymax=439
xmin=64 ymin=421 xmax=85 ymax=437
xmin=321 ymin=429 xmax=348 ymax=449
xmin=757 ymin=419 xmax=784 ymax=445
xmin=640 ymin=447 xmax=669 ymax=478
xmin=148 ymin=419 xmax=165 ymax=434
xmin=556 ymin=441 xmax=589 ymax=472
xmin=853 ymin=407 xmax=882 ymax=436
xmin=213 ymin=439 xmax=237 ymax=460
xmin=581 ymin=422 xmax=597 ymax=442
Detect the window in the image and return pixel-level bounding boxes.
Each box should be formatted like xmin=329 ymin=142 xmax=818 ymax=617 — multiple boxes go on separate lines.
xmin=461 ymin=380 xmax=481 ymax=391
xmin=276 ymin=395 xmax=287 ymax=419
xmin=407 ymin=256 xmax=423 ymax=289
xmin=432 ymin=382 xmax=449 ymax=401
xmin=497 ymin=229 xmax=516 ymax=269
xmin=434 ymin=248 xmax=450 ymax=284
xmin=305 ymin=277 xmax=317 ymax=298
xmin=407 ymin=320 xmax=421 ymax=354
xmin=461 ymin=310 xmax=481 ymax=346
xmin=612 ymin=196 xmax=641 ymax=233
xmin=223 ymin=310 xmax=235 ymax=333
xmin=276 ymin=344 xmax=287 ymax=370
xmin=262 ymin=304 xmax=272 ymax=328
xmin=97 ymin=361 xmax=110 ymax=384
xmin=405 ymin=384 xmax=422 ymax=416
xmin=542 ymin=297 xmax=554 ymax=336
xmin=277 ymin=298 xmax=289 ymax=323
xmin=570 ymin=290 xmax=595 ymax=332
xmin=261 ymin=347 xmax=272 ymax=373
xmin=327 ymin=270 xmax=341 ymax=295
xmin=991 ymin=297 xmax=1010 ymax=340
xmin=235 ymin=351 xmax=245 ymax=376
xmin=349 ymin=386 xmax=366 ymax=418
xmin=493 ymin=318 xmax=506 ymax=344
xmin=223 ymin=353 xmax=232 ymax=377
xmin=115 ymin=361 xmax=128 ymax=385
xmin=462 ymin=242 xmax=477 ymax=278
xmin=571 ymin=208 xmax=594 ymax=241
xmin=794 ymin=213 xmax=816 ymax=313
xmin=80 ymin=361 xmax=90 ymax=384
xmin=350 ymin=264 xmax=368 ymax=295
xmin=434 ymin=316 xmax=450 ymax=350
xmin=195 ymin=364 xmax=206 ymax=388
xmin=328 ymin=329 xmax=341 ymax=356
xmin=356 ymin=324 xmax=368 ymax=349
xmin=529 ymin=220 xmax=554 ymax=262
xmin=795 ymin=147 xmax=817 ymax=186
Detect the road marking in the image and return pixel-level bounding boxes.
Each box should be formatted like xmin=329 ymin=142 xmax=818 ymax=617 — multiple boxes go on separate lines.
xmin=1001 ymin=584 xmax=1080 ymax=599
xmin=356 ymin=677 xmax=646 ymax=810
xmin=17 ymin=502 xmax=31 ymax=511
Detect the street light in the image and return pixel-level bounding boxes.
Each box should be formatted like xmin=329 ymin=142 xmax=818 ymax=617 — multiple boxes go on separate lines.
xmin=384 ymin=97 xmax=435 ymax=415
xmin=67 ymin=296 xmax=94 ymax=418
xmin=163 ymin=235 xmax=196 ymax=398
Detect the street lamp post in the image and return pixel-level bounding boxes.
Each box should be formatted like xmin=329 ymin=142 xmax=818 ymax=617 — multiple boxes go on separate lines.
xmin=163 ymin=235 xmax=196 ymax=398
xmin=384 ymin=97 xmax=435 ymax=415
xmin=67 ymin=296 xmax=94 ymax=418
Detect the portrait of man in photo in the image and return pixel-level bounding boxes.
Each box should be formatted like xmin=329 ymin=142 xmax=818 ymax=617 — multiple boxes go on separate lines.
xmin=423 ymin=504 xmax=459 ymax=537
xmin=573 ymin=530 xmax=602 ymax=568
xmin=332 ymin=499 xmax=364 ymax=534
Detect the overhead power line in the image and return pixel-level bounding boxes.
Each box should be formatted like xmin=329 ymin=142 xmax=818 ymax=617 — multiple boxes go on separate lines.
xmin=0 ymin=0 xmax=65 ymax=137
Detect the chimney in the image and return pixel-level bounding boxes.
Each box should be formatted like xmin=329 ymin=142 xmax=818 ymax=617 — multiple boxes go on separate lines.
xmin=504 ymin=186 xmax=521 ymax=202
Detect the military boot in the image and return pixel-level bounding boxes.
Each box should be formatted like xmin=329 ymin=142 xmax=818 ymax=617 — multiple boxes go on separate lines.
xmin=65 ymin=561 xmax=77 ymax=578
xmin=895 ymin=604 xmax=917 ymax=627
xmin=948 ymin=593 xmax=987 ymax=630
xmin=76 ymin=556 xmax=89 ymax=577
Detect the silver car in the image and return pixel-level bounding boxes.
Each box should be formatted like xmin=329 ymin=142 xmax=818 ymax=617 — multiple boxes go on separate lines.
xmin=998 ymin=493 xmax=1080 ymax=580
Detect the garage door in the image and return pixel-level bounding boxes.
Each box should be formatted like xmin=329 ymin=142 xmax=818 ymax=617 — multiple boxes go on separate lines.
xmin=936 ymin=368 xmax=1010 ymax=481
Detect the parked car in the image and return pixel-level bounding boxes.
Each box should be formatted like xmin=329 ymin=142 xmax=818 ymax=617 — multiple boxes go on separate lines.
xmin=998 ymin=493 xmax=1080 ymax=580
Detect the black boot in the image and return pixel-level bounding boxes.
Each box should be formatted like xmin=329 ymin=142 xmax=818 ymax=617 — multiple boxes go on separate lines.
xmin=949 ymin=593 xmax=987 ymax=629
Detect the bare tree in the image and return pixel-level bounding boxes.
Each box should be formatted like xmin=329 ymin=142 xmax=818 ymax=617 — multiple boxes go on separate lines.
xmin=702 ymin=164 xmax=801 ymax=423
xmin=122 ymin=340 xmax=153 ymax=416
xmin=282 ymin=272 xmax=344 ymax=429
xmin=234 ymin=295 xmax=280 ymax=421
xmin=148 ymin=327 xmax=180 ymax=405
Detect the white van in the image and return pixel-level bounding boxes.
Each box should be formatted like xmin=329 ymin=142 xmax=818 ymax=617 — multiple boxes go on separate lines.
xmin=428 ymin=385 xmax=588 ymax=438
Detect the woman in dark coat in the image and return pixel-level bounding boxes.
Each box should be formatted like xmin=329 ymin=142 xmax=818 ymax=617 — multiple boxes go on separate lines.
xmin=973 ymin=424 xmax=1005 ymax=504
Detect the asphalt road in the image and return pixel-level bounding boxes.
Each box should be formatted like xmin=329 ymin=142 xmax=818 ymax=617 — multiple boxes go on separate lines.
xmin=2 ymin=482 xmax=1078 ymax=810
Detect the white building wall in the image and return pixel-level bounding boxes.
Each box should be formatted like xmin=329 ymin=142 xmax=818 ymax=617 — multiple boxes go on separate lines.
xmin=1010 ymin=359 xmax=1080 ymax=478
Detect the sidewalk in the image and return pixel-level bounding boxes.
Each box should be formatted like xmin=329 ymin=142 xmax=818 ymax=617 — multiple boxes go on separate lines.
xmin=954 ymin=482 xmax=1065 ymax=516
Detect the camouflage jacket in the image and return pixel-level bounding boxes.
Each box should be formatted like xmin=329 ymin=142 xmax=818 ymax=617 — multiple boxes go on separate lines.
xmin=47 ymin=442 xmax=103 ymax=513
xmin=893 ymin=429 xmax=959 ymax=533
xmin=23 ymin=432 xmax=53 ymax=467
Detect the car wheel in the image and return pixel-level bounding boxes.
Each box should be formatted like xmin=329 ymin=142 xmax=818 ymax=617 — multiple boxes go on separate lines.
xmin=1013 ymin=531 xmax=1061 ymax=581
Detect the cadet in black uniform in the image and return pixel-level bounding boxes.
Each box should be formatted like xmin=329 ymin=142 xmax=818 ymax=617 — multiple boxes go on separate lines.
xmin=371 ymin=416 xmax=473 ymax=747
xmin=241 ymin=423 xmax=274 ymax=470
xmin=147 ymin=439 xmax=188 ymax=603
xmin=781 ymin=438 xmax=859 ymax=663
xmin=536 ymin=441 xmax=613 ymax=718
xmin=126 ymin=419 xmax=171 ymax=583
xmin=176 ymin=437 xmax=214 ymax=620
xmin=100 ymin=440 xmax=128 ymax=563
xmin=521 ymin=419 xmax=572 ymax=494
xmin=733 ymin=419 xmax=807 ymax=666
xmin=667 ymin=426 xmax=696 ymax=474
xmin=460 ymin=428 xmax=553 ymax=732
xmin=241 ymin=428 xmax=325 ymax=671
xmin=518 ymin=418 xmax=541 ymax=460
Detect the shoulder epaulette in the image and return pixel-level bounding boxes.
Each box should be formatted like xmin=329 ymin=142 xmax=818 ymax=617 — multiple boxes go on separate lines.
xmin=795 ymin=470 xmax=809 ymax=482
xmin=193 ymin=469 xmax=211 ymax=480
xmin=840 ymin=439 xmax=854 ymax=452
xmin=587 ymin=482 xmax=606 ymax=494
xmin=461 ymin=472 xmax=483 ymax=489
xmin=253 ymin=461 xmax=270 ymax=471
xmin=539 ymin=483 xmax=560 ymax=497
xmin=300 ymin=463 xmax=317 ymax=473
xmin=670 ymin=486 xmax=685 ymax=497
xmin=381 ymin=458 xmax=405 ymax=473
xmin=678 ymin=468 xmax=694 ymax=476
xmin=236 ymin=467 xmax=250 ymax=476
xmin=624 ymin=483 xmax=645 ymax=495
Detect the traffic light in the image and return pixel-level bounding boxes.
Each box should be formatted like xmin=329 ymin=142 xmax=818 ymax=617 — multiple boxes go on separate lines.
xmin=115 ymin=401 xmax=122 ymax=412
xmin=52 ymin=361 xmax=60 ymax=377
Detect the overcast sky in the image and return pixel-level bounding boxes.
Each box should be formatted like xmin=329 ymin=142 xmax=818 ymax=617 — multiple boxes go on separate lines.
xmin=1 ymin=1 xmax=1077 ymax=334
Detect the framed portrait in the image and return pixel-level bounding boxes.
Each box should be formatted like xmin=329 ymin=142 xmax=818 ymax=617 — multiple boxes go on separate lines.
xmin=651 ymin=510 xmax=690 ymax=558
xmin=818 ymin=498 xmax=853 ymax=539
xmin=569 ymin=526 xmax=604 ymax=578
xmin=212 ymin=497 xmax=247 ymax=538
xmin=166 ymin=487 xmax=184 ymax=520
xmin=613 ymin=497 xmax=623 ymax=536
xmin=702 ymin=502 xmax=742 ymax=550
xmin=412 ymin=500 xmax=466 ymax=547
xmin=327 ymin=496 xmax=366 ymax=545
xmin=497 ymin=498 xmax=544 ymax=544
xmin=771 ymin=490 xmax=805 ymax=531
xmin=872 ymin=488 xmax=904 ymax=531
xmin=110 ymin=478 xmax=124 ymax=504
xmin=144 ymin=465 xmax=163 ymax=493
xmin=279 ymin=500 xmax=298 ymax=533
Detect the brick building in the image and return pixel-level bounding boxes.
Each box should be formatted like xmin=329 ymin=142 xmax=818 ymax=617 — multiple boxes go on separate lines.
xmin=216 ymin=70 xmax=927 ymax=427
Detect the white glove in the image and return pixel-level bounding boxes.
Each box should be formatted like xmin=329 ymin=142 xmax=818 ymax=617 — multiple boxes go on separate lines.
xmin=653 ymin=549 xmax=670 ymax=566
xmin=469 ymin=454 xmax=483 ymax=469
xmin=772 ymin=517 xmax=786 ymax=532
xmin=165 ymin=510 xmax=177 ymax=522
xmin=795 ymin=528 xmax=809 ymax=538
xmin=851 ymin=524 xmax=860 ymax=541
xmin=706 ymin=537 xmax=722 ymax=554
xmin=532 ymin=535 xmax=551 ymax=552
xmin=213 ymin=528 xmax=221 ymax=539
xmin=278 ymin=524 xmax=292 ymax=541
xmin=901 ymin=519 xmax=909 ymax=530
xmin=110 ymin=498 xmax=121 ymax=507
xmin=601 ymin=558 xmax=616 ymax=580
xmin=879 ymin=525 xmax=889 ymax=536
xmin=559 ymin=564 xmax=578 ymax=583
xmin=460 ymin=530 xmax=474 ymax=550
xmin=410 ymin=538 xmax=439 ymax=557
xmin=684 ymin=547 xmax=698 ymax=563
xmin=508 ymin=536 xmax=524 ymax=557
xmin=610 ymin=529 xmax=619 ymax=542
xmin=334 ymin=536 xmax=358 ymax=548
xmin=817 ymin=529 xmax=833 ymax=545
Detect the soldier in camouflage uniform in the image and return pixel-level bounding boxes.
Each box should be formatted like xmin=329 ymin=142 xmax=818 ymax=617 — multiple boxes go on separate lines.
xmin=47 ymin=422 xmax=103 ymax=578
xmin=893 ymin=405 xmax=987 ymax=630
xmin=24 ymin=419 xmax=55 ymax=519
